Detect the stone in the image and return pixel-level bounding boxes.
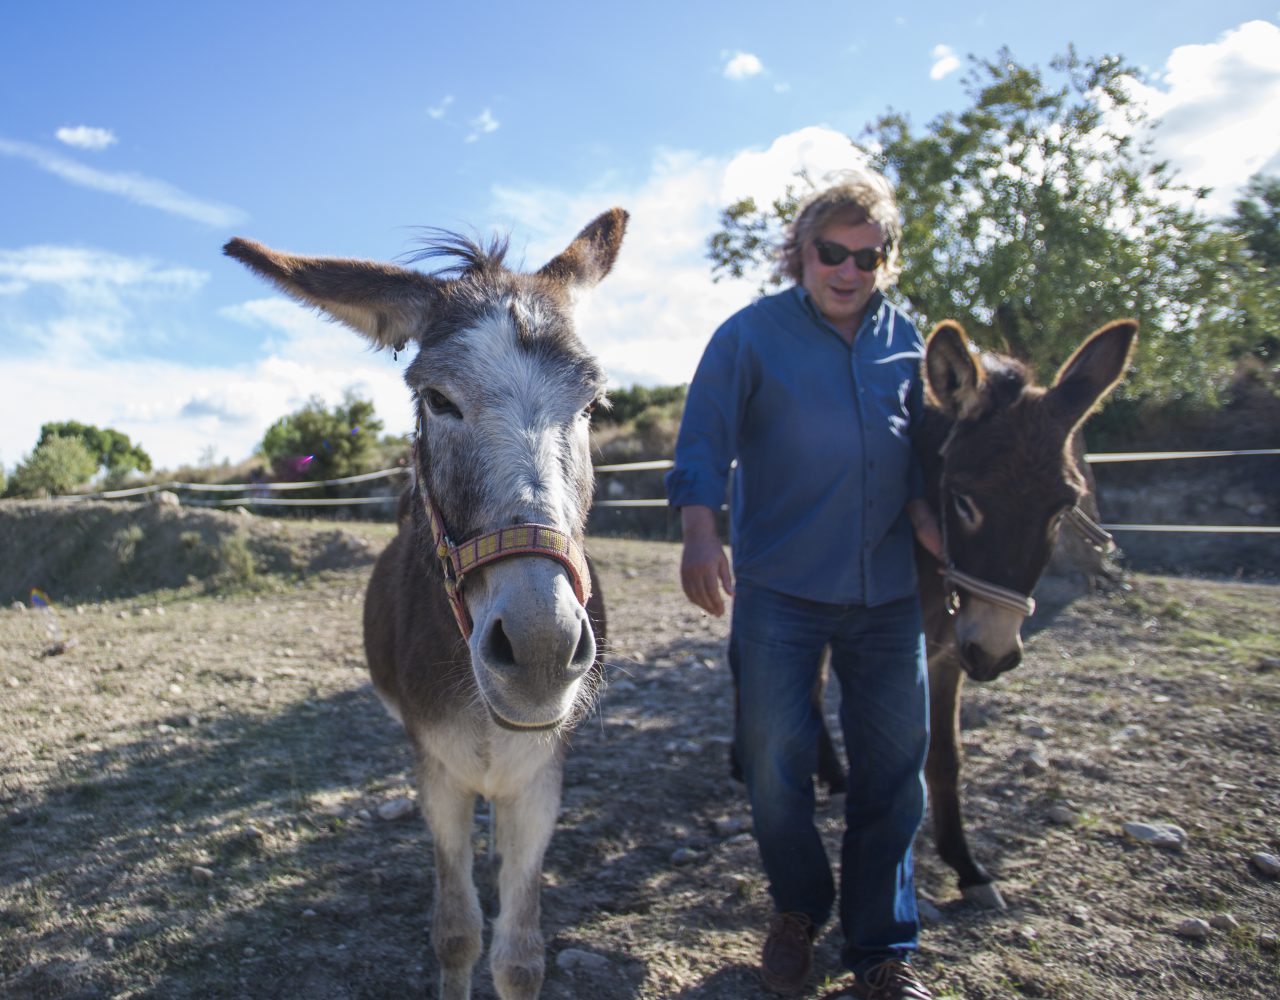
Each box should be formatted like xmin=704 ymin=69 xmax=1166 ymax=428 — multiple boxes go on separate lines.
xmin=191 ymin=866 xmax=215 ymax=884
xmin=1208 ymin=914 xmax=1239 ymax=931
xmin=1046 ymin=805 xmax=1078 ymax=827
xmin=1249 ymin=852 xmax=1280 ymax=877
xmin=377 ymin=797 xmax=416 ymax=822
xmin=712 ymin=815 xmax=749 ymax=837
xmin=670 ymin=847 xmax=701 ymax=866
xmin=917 ymin=897 xmax=944 ymax=923
xmin=1175 ymin=918 xmax=1211 ymax=940
xmin=555 ymin=947 xmax=610 ymax=972
xmin=1012 ymin=747 xmax=1050 ymax=775
xmin=1122 ymin=821 xmax=1187 ymax=850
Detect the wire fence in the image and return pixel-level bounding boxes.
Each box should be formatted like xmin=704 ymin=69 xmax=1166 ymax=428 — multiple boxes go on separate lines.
xmin=38 ymin=449 xmax=1280 ymax=535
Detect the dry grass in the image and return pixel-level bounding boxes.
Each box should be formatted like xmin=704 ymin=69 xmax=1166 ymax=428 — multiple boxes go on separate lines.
xmin=0 ymin=513 xmax=1276 ymax=998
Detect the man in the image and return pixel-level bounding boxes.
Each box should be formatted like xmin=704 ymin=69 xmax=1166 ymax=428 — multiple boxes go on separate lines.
xmin=667 ymin=168 xmax=940 ymax=1000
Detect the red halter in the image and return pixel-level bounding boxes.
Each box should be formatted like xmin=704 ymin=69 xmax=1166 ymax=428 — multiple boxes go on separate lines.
xmin=413 ymin=440 xmax=591 ymax=639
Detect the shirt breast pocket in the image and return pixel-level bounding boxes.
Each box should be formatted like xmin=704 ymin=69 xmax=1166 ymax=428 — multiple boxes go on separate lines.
xmin=864 ymin=359 xmax=917 ymax=445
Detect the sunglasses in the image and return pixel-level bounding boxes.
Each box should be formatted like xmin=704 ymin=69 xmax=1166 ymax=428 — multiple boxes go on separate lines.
xmin=813 ymin=239 xmax=887 ymax=272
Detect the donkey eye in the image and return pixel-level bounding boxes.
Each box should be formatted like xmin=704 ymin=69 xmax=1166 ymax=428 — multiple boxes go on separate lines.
xmin=424 ymin=389 xmax=461 ymax=419
xmin=952 ymin=492 xmax=979 ymax=528
xmin=582 ymin=399 xmax=597 ymax=419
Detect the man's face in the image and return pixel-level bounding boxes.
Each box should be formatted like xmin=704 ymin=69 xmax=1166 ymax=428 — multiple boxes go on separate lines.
xmin=799 ymin=219 xmax=885 ymax=338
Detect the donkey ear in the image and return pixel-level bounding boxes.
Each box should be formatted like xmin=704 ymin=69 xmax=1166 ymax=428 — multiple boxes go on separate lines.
xmin=1046 ymin=319 xmax=1138 ymax=431
xmin=925 ymin=321 xmax=985 ymax=420
xmin=223 ymin=238 xmax=443 ymax=351
xmin=537 ymin=208 xmax=629 ymax=288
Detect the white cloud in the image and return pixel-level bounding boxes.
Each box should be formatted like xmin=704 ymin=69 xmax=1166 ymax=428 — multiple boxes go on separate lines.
xmin=0 ymin=245 xmax=207 ymax=357
xmin=0 ymin=351 xmax=410 ymax=474
xmin=930 ymin=44 xmax=961 ymax=81
xmin=1126 ymin=19 xmax=1280 ymax=214
xmin=0 ymin=137 xmax=247 ymax=227
xmin=427 ymin=95 xmax=454 ymax=120
xmin=55 ymin=125 xmax=118 ymax=151
xmin=0 ymin=245 xmax=205 ymax=298
xmin=721 ymin=126 xmax=868 ymax=208
xmin=0 ymin=264 xmax=411 ymax=471
xmin=465 ymin=108 xmax=500 ymax=143
xmin=490 ymin=126 xmax=864 ymax=390
xmin=0 ymin=244 xmax=406 ymax=470
xmin=723 ymin=51 xmax=764 ymax=81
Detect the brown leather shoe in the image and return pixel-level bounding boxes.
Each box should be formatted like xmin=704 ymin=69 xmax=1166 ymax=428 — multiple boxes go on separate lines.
xmin=845 ymin=959 xmax=932 ymax=999
xmin=760 ymin=911 xmax=815 ymax=995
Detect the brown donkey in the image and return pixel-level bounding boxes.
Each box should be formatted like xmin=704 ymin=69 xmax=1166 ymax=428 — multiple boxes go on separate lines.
xmin=913 ymin=317 xmax=1137 ymax=908
xmin=225 ymin=209 xmax=626 ymax=1000
xmin=754 ymin=319 xmax=1137 ymax=908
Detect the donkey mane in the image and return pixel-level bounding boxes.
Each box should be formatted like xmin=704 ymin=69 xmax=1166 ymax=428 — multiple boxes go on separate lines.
xmin=402 ymin=228 xmax=513 ymax=277
xmin=975 ymin=352 xmax=1032 ymax=417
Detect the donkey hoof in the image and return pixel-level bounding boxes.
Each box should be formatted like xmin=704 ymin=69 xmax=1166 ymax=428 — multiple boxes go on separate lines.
xmin=962 ymin=882 xmax=1006 ymax=909
xmin=493 ymin=960 xmax=545 ymax=1000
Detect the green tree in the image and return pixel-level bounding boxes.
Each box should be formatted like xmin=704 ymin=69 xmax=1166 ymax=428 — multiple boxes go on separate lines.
xmin=7 ymin=436 xmax=99 ymax=497
xmin=259 ymin=391 xmax=384 ymax=481
xmin=709 ymin=47 xmax=1236 ymax=406
xmin=595 ymin=384 xmax=689 ymax=427
xmin=1219 ymin=173 xmax=1280 ymax=363
xmin=1231 ymin=173 xmax=1280 ymax=270
xmin=37 ymin=421 xmax=153 ymax=484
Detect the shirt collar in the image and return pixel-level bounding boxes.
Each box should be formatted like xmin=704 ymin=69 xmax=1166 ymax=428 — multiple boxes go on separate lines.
xmin=792 ymin=285 xmax=886 ymax=339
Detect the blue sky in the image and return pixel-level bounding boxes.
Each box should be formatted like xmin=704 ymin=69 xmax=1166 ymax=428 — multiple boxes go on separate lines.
xmin=2 ymin=1 xmax=1279 ymax=472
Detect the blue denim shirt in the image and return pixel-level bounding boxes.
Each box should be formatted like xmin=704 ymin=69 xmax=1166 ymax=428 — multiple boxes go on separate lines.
xmin=666 ymin=286 xmax=925 ymax=606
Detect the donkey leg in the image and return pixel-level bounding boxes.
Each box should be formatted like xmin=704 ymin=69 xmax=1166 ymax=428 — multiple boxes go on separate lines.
xmin=420 ymin=758 xmax=484 ymax=1000
xmin=925 ymin=657 xmax=1005 ymax=909
xmin=813 ymin=648 xmax=846 ymax=794
xmin=490 ymin=758 xmax=561 ymax=1000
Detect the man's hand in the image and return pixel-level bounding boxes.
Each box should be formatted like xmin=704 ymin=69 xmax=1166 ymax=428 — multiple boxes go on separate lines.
xmin=906 ymin=498 xmax=944 ymax=562
xmin=679 ymin=505 xmax=734 ymax=617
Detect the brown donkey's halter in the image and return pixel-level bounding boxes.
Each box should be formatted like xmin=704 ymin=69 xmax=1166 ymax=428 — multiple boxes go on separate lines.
xmin=940 ymin=502 xmax=1114 ymax=618
xmin=412 ymin=438 xmax=591 ymax=639
xmin=934 ymin=416 xmax=1117 ymax=619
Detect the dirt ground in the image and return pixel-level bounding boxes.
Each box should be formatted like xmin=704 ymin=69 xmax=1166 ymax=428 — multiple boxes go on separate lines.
xmin=0 ymin=512 xmax=1277 ymax=999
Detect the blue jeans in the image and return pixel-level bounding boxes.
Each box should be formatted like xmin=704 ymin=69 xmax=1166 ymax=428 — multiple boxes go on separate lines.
xmin=730 ymin=580 xmax=929 ymax=976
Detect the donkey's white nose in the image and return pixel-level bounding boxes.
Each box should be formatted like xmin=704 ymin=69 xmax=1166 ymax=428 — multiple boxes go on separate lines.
xmin=469 ymin=558 xmax=595 ymax=729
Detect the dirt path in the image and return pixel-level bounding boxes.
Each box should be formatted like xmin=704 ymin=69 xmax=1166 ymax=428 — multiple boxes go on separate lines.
xmin=1 ymin=530 xmax=1277 ymax=999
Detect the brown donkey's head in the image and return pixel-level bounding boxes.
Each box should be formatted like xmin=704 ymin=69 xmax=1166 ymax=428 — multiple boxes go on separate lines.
xmin=225 ymin=209 xmax=628 ymax=730
xmin=925 ymin=319 xmax=1137 ymax=681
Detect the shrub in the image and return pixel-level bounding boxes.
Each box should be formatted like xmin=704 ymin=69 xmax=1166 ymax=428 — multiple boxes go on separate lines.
xmin=7 ymin=437 xmax=99 ymax=497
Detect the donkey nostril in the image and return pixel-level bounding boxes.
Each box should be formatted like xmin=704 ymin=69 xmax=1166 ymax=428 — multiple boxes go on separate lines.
xmin=486 ymin=618 xmax=516 ymax=668
xmin=995 ymin=650 xmax=1022 ymax=675
xmin=570 ymin=617 xmax=595 ymax=672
